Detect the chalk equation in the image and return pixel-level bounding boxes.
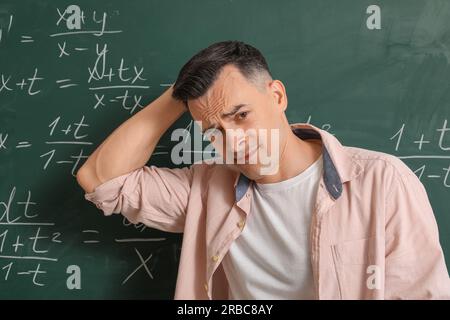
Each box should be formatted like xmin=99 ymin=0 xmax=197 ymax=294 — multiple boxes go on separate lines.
xmin=389 ymin=120 xmax=450 ymax=187
xmin=0 ymin=5 xmax=174 ymax=114
xmin=0 ymin=186 xmax=166 ymax=288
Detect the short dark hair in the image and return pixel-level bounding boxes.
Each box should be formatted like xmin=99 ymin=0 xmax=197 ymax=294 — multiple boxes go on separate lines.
xmin=172 ymin=40 xmax=273 ymax=107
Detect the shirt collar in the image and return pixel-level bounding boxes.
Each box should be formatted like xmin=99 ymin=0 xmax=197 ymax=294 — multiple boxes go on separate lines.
xmin=233 ymin=122 xmax=363 ymax=202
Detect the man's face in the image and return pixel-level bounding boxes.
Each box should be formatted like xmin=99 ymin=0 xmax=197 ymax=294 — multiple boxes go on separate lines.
xmin=188 ymin=64 xmax=288 ymax=180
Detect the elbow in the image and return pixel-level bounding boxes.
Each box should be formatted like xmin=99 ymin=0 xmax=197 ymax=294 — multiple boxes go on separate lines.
xmin=75 ymin=166 xmax=89 ymax=192
xmin=76 ymin=165 xmax=97 ymax=193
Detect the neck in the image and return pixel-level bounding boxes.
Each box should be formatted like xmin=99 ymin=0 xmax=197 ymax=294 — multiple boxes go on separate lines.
xmin=256 ymin=128 xmax=323 ymax=184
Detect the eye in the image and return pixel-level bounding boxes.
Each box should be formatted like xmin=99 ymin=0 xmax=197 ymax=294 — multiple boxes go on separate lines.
xmin=237 ymin=111 xmax=249 ymax=120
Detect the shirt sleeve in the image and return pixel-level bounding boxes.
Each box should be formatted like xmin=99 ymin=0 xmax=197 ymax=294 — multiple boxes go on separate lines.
xmin=84 ymin=165 xmax=194 ymax=233
xmin=384 ymin=161 xmax=450 ymax=299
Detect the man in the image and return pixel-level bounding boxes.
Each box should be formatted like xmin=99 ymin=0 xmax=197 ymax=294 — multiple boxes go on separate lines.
xmin=76 ymin=40 xmax=450 ymax=299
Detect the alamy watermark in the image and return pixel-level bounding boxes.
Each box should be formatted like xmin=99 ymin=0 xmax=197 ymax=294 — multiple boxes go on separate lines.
xmin=170 ymin=121 xmax=280 ymax=175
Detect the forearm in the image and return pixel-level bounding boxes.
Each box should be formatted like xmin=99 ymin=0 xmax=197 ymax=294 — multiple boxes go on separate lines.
xmin=77 ymin=85 xmax=186 ymax=192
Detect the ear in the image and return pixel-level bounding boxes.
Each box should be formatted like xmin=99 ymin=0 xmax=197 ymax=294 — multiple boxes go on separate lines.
xmin=269 ymin=80 xmax=288 ymax=112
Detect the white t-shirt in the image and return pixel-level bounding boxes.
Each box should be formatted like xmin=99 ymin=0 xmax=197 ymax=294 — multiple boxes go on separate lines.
xmin=222 ymin=154 xmax=323 ymax=299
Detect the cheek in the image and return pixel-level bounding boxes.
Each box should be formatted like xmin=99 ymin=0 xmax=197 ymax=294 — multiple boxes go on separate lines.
xmin=252 ymin=110 xmax=278 ymax=131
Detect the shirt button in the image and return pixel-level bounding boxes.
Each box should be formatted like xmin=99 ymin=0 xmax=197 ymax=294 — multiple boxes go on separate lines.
xmin=211 ymin=255 xmax=219 ymax=262
xmin=204 ymin=283 xmax=208 ymax=291
xmin=246 ymin=193 xmax=250 ymax=198
xmin=237 ymin=219 xmax=246 ymax=229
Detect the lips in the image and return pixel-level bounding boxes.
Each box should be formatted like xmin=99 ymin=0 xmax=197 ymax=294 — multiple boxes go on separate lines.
xmin=234 ymin=145 xmax=259 ymax=163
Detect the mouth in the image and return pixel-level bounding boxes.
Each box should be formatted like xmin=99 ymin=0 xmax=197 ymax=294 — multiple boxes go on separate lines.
xmin=234 ymin=145 xmax=260 ymax=163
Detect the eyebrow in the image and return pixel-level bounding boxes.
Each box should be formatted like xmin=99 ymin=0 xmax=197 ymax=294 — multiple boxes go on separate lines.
xmin=201 ymin=103 xmax=249 ymax=134
xmin=222 ymin=103 xmax=248 ymax=117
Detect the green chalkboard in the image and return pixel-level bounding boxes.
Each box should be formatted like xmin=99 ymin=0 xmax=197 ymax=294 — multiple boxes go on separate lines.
xmin=0 ymin=0 xmax=449 ymax=299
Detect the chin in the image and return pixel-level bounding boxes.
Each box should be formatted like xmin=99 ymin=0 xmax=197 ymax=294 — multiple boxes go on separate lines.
xmin=234 ymin=164 xmax=264 ymax=180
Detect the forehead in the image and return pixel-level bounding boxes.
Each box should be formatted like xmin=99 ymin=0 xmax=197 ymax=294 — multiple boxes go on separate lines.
xmin=210 ymin=64 xmax=249 ymax=93
xmin=188 ymin=65 xmax=255 ymax=119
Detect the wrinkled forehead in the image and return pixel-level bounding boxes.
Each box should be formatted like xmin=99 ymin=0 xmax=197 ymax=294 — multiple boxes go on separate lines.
xmin=188 ymin=67 xmax=249 ymax=122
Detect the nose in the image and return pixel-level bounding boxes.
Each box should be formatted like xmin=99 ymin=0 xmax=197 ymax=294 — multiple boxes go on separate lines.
xmin=210 ymin=121 xmax=249 ymax=162
xmin=221 ymin=125 xmax=245 ymax=153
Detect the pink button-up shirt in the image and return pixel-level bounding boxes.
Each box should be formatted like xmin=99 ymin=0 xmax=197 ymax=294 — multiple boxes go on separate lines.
xmin=84 ymin=123 xmax=450 ymax=299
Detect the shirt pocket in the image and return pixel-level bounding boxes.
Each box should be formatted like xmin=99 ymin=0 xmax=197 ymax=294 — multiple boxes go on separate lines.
xmin=331 ymin=237 xmax=378 ymax=299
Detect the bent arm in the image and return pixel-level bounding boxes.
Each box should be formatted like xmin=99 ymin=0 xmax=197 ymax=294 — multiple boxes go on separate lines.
xmin=76 ymin=85 xmax=186 ymax=193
